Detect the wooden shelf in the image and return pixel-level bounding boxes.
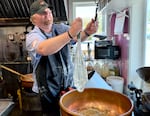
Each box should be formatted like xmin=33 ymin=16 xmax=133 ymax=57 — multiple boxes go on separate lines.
xmin=0 ymin=18 xmax=30 ymax=27
xmin=0 ymin=17 xmax=68 ymax=27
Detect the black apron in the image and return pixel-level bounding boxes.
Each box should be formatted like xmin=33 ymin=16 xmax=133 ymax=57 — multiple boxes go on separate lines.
xmin=35 ymin=28 xmax=74 ymax=114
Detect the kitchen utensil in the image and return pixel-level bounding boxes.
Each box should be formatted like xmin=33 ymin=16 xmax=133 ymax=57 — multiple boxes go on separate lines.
xmin=136 ymin=67 xmax=150 ymax=83
xmin=0 ymin=65 xmax=33 ymax=88
xmin=94 ymin=2 xmax=98 ymax=21
xmin=59 ymin=88 xmax=133 ymax=116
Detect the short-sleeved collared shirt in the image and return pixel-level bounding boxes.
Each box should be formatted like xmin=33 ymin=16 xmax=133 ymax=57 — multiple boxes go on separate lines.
xmin=26 ymin=23 xmax=73 ymax=93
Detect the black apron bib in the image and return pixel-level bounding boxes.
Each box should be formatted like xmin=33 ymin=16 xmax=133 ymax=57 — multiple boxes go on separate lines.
xmin=35 ymin=28 xmax=74 ymax=114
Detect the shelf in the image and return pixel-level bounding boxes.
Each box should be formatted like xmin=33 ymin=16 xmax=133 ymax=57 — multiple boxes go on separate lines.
xmin=0 ymin=18 xmax=29 ymax=27
xmin=101 ymin=0 xmax=133 ymax=15
xmin=0 ymin=17 xmax=68 ymax=27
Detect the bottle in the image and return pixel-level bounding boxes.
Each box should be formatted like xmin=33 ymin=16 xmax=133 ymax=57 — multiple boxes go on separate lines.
xmin=94 ymin=60 xmax=101 ymax=75
xmin=87 ymin=61 xmax=94 ymax=74
xmin=109 ymin=61 xmax=115 ymax=76
xmin=87 ymin=42 xmax=92 ymax=61
xmin=109 ymin=60 xmax=120 ymax=76
xmin=101 ymin=60 xmax=110 ymax=78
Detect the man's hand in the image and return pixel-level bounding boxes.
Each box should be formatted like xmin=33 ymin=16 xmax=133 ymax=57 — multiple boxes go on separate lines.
xmin=68 ymin=17 xmax=83 ymax=38
xmin=84 ymin=19 xmax=99 ymax=36
xmin=60 ymin=87 xmax=75 ymax=96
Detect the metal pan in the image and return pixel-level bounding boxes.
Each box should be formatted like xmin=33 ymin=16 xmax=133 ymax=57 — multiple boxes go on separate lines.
xmin=136 ymin=67 xmax=150 ymax=83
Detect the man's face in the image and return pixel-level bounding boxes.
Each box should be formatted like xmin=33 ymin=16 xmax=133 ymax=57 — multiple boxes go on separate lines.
xmin=33 ymin=8 xmax=53 ymax=26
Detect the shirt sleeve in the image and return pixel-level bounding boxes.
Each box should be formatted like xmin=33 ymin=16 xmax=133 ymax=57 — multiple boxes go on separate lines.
xmin=26 ymin=33 xmax=42 ymax=51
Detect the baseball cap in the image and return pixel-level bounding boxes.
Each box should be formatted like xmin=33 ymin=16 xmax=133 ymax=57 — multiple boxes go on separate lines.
xmin=30 ymin=0 xmax=52 ymax=16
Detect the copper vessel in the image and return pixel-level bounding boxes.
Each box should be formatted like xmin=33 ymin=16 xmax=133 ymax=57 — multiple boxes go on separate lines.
xmin=59 ymin=88 xmax=133 ymax=116
xmin=20 ymin=73 xmax=33 ymax=88
xmin=0 ymin=65 xmax=33 ymax=88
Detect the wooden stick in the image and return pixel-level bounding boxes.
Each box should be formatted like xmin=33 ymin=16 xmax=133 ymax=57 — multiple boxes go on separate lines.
xmin=0 ymin=65 xmax=26 ymax=78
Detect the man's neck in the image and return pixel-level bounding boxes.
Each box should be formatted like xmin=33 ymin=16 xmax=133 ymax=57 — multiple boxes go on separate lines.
xmin=39 ymin=24 xmax=53 ymax=33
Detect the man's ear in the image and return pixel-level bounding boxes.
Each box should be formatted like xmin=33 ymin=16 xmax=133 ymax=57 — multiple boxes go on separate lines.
xmin=30 ymin=16 xmax=35 ymax=25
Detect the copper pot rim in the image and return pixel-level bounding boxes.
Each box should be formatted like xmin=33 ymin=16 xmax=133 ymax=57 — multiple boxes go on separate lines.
xmin=20 ymin=73 xmax=33 ymax=82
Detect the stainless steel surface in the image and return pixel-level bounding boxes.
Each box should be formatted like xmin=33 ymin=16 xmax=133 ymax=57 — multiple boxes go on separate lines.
xmin=136 ymin=67 xmax=150 ymax=83
xmin=0 ymin=99 xmax=14 ymax=116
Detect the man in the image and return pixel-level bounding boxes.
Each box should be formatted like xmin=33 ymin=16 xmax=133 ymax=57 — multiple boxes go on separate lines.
xmin=26 ymin=0 xmax=98 ymax=115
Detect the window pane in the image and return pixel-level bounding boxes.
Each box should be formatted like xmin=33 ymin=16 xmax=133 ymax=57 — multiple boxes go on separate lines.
xmin=145 ymin=0 xmax=150 ymax=65
xmin=72 ymin=1 xmax=106 ymax=60
xmin=73 ymin=2 xmax=103 ymax=39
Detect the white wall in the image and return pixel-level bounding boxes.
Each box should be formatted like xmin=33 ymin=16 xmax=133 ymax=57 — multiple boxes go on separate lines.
xmin=128 ymin=0 xmax=146 ymax=89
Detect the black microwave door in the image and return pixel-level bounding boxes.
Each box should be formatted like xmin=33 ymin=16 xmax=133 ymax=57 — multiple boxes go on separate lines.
xmin=95 ymin=46 xmax=110 ymax=59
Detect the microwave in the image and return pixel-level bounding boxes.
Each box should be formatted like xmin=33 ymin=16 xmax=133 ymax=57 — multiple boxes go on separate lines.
xmin=94 ymin=40 xmax=121 ymax=60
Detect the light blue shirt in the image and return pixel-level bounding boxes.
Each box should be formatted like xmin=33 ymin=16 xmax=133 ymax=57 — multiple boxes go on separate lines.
xmin=26 ymin=23 xmax=72 ymax=93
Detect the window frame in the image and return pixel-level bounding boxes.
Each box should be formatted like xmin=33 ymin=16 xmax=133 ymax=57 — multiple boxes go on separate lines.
xmin=68 ymin=0 xmax=107 ymax=36
xmin=145 ymin=0 xmax=150 ymax=65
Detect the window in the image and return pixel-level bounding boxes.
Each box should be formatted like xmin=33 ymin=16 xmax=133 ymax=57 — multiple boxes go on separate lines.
xmin=72 ymin=1 xmax=105 ymax=40
xmin=145 ymin=0 xmax=150 ymax=65
xmin=69 ymin=0 xmax=107 ymax=60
